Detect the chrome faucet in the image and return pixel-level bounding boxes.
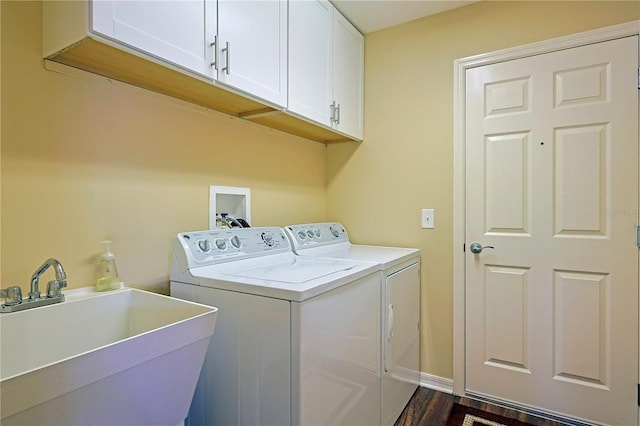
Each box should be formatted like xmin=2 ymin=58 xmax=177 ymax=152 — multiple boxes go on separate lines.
xmin=0 ymin=258 xmax=68 ymax=313
xmin=30 ymin=258 xmax=67 ymax=300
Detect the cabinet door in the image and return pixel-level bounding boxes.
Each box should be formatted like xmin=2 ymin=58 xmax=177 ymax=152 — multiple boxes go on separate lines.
xmin=92 ymin=0 xmax=216 ymax=79
xmin=332 ymin=12 xmax=364 ymax=139
xmin=217 ymin=0 xmax=288 ymax=107
xmin=288 ymin=0 xmax=333 ymax=126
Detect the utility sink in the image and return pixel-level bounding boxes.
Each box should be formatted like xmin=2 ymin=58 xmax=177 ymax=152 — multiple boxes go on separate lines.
xmin=0 ymin=286 xmax=217 ymax=426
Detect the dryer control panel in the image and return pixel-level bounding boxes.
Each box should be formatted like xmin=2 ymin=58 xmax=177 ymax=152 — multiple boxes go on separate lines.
xmin=284 ymin=223 xmax=349 ymax=250
xmin=176 ymin=227 xmax=291 ymax=267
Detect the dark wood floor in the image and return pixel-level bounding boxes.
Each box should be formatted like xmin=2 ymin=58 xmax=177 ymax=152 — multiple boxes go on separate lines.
xmin=395 ymin=387 xmax=569 ymax=426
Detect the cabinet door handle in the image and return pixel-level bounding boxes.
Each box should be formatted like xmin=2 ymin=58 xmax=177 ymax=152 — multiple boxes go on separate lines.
xmin=210 ymin=35 xmax=218 ymax=70
xmin=222 ymin=42 xmax=230 ymax=75
xmin=335 ymin=103 xmax=341 ymax=125
xmin=330 ymin=101 xmax=336 ymax=123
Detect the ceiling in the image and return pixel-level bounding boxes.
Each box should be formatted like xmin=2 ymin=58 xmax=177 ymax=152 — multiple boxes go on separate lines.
xmin=332 ymin=0 xmax=478 ymax=34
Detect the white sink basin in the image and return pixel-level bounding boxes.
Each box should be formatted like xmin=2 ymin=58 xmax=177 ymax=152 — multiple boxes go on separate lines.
xmin=0 ymin=286 xmax=217 ymax=426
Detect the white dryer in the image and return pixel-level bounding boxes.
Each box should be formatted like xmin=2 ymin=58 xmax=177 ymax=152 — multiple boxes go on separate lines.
xmin=284 ymin=223 xmax=421 ymax=426
xmin=170 ymin=227 xmax=381 ymax=426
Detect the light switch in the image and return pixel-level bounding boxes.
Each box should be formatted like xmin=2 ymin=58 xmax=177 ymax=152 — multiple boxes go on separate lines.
xmin=421 ymin=209 xmax=435 ymax=229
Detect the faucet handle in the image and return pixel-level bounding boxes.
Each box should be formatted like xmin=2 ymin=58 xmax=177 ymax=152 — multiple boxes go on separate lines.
xmin=1 ymin=286 xmax=23 ymax=306
xmin=46 ymin=280 xmax=66 ymax=298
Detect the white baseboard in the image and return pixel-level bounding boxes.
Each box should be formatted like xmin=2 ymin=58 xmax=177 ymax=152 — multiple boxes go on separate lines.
xmin=419 ymin=372 xmax=454 ymax=394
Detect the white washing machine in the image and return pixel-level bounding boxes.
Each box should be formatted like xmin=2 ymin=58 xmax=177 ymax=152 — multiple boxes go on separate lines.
xmin=284 ymin=223 xmax=421 ymax=426
xmin=170 ymin=227 xmax=381 ymax=426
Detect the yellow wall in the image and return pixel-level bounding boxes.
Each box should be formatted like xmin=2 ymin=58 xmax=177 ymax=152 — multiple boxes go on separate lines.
xmin=1 ymin=1 xmax=327 ymax=293
xmin=2 ymin=0 xmax=638 ymax=384
xmin=326 ymin=2 xmax=639 ymax=380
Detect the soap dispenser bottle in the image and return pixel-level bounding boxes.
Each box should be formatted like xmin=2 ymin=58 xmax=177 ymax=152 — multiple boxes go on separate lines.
xmin=95 ymin=240 xmax=121 ymax=292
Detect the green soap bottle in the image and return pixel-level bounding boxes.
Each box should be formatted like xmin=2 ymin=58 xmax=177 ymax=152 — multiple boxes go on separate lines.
xmin=95 ymin=240 xmax=120 ymax=292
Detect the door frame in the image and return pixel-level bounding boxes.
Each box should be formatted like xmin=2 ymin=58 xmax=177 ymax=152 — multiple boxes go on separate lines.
xmin=452 ymin=20 xmax=640 ymax=397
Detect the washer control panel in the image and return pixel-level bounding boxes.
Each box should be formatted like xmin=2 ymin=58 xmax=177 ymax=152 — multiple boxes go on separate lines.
xmin=178 ymin=227 xmax=290 ymax=264
xmin=284 ymin=223 xmax=349 ymax=249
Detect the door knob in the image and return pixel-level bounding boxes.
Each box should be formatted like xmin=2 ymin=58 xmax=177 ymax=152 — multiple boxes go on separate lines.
xmin=469 ymin=242 xmax=494 ymax=254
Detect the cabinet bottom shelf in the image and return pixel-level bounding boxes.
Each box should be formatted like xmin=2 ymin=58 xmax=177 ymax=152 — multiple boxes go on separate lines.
xmin=46 ymin=37 xmax=360 ymax=144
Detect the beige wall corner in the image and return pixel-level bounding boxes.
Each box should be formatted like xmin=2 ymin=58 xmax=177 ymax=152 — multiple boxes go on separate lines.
xmin=326 ymin=1 xmax=640 ymax=381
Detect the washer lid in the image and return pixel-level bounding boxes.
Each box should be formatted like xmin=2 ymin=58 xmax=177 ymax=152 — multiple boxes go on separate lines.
xmin=184 ymin=252 xmax=379 ymax=301
xmin=223 ymin=257 xmax=361 ymax=284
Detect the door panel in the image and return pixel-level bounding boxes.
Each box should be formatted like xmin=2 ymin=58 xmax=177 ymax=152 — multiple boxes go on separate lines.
xmin=484 ymin=265 xmax=530 ymax=372
xmin=554 ymin=124 xmax=608 ymax=236
xmin=465 ymin=35 xmax=638 ymax=425
xmin=553 ymin=270 xmax=610 ymax=389
xmin=485 ymin=132 xmax=530 ymax=234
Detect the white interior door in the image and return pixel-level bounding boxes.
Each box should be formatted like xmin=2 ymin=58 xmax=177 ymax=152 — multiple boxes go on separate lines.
xmin=465 ymin=35 xmax=639 ymax=425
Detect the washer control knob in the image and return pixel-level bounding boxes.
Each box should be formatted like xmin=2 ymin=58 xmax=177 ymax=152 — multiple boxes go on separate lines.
xmin=197 ymin=239 xmax=211 ymax=253
xmin=306 ymin=230 xmax=315 ymax=239
xmin=214 ymin=238 xmax=227 ymax=251
xmin=230 ymin=235 xmax=242 ymax=249
xmin=261 ymin=232 xmax=275 ymax=247
xmin=329 ymin=225 xmax=340 ymax=238
xmin=314 ymin=229 xmax=321 ymax=238
xmin=297 ymin=231 xmax=306 ymax=240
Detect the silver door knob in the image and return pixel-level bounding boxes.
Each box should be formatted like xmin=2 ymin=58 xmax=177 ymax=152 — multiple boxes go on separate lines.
xmin=469 ymin=242 xmax=494 ymax=254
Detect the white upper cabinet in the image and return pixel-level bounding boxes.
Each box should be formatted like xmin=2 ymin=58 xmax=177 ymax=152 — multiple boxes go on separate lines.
xmin=332 ymin=11 xmax=364 ymax=139
xmin=288 ymin=1 xmax=364 ymax=140
xmin=288 ymin=0 xmax=333 ymax=127
xmin=92 ymin=0 xmax=217 ymax=79
xmin=43 ymin=0 xmax=360 ymax=142
xmin=217 ymin=0 xmax=288 ymax=107
xmin=92 ymin=0 xmax=287 ymax=107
